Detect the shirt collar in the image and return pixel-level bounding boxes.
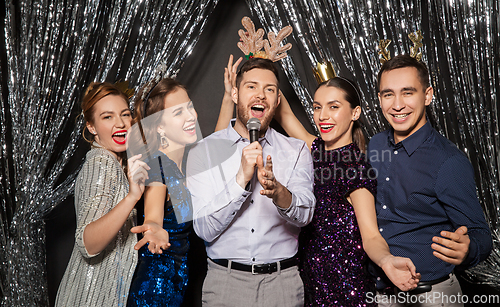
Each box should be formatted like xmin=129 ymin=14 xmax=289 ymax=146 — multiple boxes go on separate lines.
xmin=388 ymin=121 xmax=432 ymax=156
xmin=226 ymin=119 xmax=273 ymax=147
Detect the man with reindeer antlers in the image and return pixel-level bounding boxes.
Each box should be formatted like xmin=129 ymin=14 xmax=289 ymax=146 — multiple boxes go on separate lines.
xmin=186 ymin=18 xmax=315 ymax=306
xmin=368 ymin=53 xmax=492 ymax=306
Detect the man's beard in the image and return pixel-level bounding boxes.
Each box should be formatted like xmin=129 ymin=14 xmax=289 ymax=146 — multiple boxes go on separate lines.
xmin=236 ymin=100 xmax=275 ymax=133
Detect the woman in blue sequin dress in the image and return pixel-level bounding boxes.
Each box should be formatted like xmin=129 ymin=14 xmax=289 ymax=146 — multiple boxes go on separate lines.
xmin=126 ymin=78 xmax=198 ymax=307
xmin=275 ymin=77 xmax=421 ymax=306
xmin=126 ymin=56 xmax=241 ymax=307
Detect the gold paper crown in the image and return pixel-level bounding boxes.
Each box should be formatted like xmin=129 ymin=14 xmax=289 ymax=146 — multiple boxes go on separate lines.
xmin=237 ymin=16 xmax=293 ymax=62
xmin=114 ymin=80 xmax=135 ymax=99
xmin=312 ymin=61 xmax=337 ymax=84
xmin=378 ymin=30 xmax=424 ymax=64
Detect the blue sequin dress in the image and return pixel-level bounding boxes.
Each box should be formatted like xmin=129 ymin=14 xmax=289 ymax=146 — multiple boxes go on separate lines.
xmin=299 ymin=139 xmax=377 ymax=307
xmin=127 ymin=151 xmax=192 ymax=307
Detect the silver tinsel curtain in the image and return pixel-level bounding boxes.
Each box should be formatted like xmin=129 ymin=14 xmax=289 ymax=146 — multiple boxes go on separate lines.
xmin=247 ymin=0 xmax=499 ymax=288
xmin=0 ymin=0 xmax=218 ymax=305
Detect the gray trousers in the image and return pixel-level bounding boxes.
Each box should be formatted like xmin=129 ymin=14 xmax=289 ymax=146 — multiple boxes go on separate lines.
xmin=375 ymin=273 xmax=464 ymax=307
xmin=202 ymin=258 xmax=304 ymax=307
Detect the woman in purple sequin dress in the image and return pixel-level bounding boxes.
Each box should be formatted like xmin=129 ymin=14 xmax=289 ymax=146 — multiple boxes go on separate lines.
xmin=275 ymin=77 xmax=421 ymax=306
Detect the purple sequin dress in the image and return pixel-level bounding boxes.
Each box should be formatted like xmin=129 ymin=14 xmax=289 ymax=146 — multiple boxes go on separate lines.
xmin=300 ymin=139 xmax=377 ymax=307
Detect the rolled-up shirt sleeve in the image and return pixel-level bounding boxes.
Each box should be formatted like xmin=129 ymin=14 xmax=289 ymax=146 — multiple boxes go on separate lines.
xmin=74 ymin=154 xmax=121 ymax=258
xmin=275 ymin=141 xmax=315 ymax=227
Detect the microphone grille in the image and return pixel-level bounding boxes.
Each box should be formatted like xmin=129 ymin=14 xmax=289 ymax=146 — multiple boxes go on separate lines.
xmin=246 ymin=117 xmax=261 ymax=131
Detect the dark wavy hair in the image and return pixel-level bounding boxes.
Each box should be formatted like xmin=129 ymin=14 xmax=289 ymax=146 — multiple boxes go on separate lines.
xmin=129 ymin=78 xmax=186 ymax=156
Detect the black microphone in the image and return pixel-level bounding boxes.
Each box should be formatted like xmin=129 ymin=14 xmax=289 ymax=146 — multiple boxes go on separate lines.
xmin=246 ymin=118 xmax=261 ymax=143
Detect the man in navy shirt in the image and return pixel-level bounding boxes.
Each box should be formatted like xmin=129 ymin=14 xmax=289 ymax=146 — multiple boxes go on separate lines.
xmin=368 ymin=54 xmax=492 ymax=306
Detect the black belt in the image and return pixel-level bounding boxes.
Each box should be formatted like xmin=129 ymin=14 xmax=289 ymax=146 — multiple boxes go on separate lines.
xmin=380 ymin=274 xmax=451 ymax=296
xmin=210 ymin=257 xmax=298 ymax=274
xmin=409 ymin=274 xmax=451 ymax=295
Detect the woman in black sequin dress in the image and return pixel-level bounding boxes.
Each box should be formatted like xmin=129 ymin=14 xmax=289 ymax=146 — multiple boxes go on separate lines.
xmin=275 ymin=77 xmax=421 ymax=306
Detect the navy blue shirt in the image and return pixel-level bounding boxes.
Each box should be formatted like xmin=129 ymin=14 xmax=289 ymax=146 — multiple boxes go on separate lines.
xmin=368 ymin=121 xmax=491 ymax=288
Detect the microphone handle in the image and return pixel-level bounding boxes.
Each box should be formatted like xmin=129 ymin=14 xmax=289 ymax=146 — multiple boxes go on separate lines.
xmin=249 ymin=129 xmax=259 ymax=144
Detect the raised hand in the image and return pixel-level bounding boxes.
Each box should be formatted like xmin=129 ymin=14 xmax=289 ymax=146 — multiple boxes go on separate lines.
xmin=224 ymin=54 xmax=243 ymax=94
xmin=257 ymin=155 xmax=278 ymax=198
xmin=256 ymin=155 xmax=291 ymax=209
xmin=432 ymin=226 xmax=470 ymax=265
xmin=127 ymin=154 xmax=150 ymax=201
xmin=379 ymin=255 xmax=421 ymax=291
xmin=131 ymin=222 xmax=170 ymax=254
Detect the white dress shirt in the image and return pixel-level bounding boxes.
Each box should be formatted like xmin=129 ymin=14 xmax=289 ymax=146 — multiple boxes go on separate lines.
xmin=186 ymin=120 xmax=315 ymax=265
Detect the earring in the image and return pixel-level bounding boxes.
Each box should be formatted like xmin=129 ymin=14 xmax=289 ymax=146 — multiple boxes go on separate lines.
xmin=87 ymin=126 xmax=96 ymax=135
xmin=160 ymin=132 xmax=169 ymax=149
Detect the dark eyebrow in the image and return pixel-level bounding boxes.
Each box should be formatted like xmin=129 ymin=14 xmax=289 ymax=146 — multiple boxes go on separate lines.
xmin=312 ymin=100 xmax=341 ymax=106
xmin=379 ymin=89 xmax=393 ymax=95
xmin=243 ymin=80 xmax=278 ymax=88
xmin=402 ymin=87 xmax=418 ymax=92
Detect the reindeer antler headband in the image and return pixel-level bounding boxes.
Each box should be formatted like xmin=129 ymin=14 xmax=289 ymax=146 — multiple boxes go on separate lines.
xmin=378 ymin=30 xmax=424 ymax=64
xmin=237 ymin=16 xmax=293 ymax=62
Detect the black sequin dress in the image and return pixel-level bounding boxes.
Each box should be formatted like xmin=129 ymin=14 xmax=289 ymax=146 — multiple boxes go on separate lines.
xmin=299 ymin=139 xmax=377 ymax=307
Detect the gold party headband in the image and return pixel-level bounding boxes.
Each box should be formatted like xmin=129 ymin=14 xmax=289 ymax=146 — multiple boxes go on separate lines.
xmin=379 ymin=30 xmax=424 ymax=64
xmin=114 ymin=80 xmax=135 ymax=99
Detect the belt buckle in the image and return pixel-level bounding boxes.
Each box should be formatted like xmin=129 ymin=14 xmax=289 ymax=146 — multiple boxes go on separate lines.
xmin=409 ymin=284 xmax=432 ymax=295
xmin=251 ymin=264 xmax=258 ymax=275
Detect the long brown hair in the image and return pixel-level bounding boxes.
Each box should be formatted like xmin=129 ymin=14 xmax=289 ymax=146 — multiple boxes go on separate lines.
xmin=81 ymin=82 xmax=129 ymax=144
xmin=128 ymin=78 xmax=186 ymax=156
xmin=318 ymin=77 xmax=366 ymax=151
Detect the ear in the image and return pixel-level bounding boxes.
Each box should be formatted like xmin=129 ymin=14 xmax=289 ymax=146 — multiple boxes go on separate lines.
xmin=157 ymin=126 xmax=164 ymax=135
xmin=276 ymin=90 xmax=281 ymax=107
xmin=232 ymin=87 xmax=238 ymax=105
xmin=424 ymin=86 xmax=433 ymax=106
xmin=377 ymin=92 xmax=382 ymax=104
xmin=352 ymin=105 xmax=361 ymax=121
xmin=86 ymin=122 xmax=96 ymax=135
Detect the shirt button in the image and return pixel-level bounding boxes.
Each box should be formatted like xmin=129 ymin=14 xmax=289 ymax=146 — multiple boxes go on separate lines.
xmin=394 ymin=150 xmax=398 ymax=155
xmin=377 ymin=277 xmax=381 ymax=281
xmin=250 ymin=200 xmax=254 ymax=204
xmin=383 ymin=205 xmax=387 ymax=209
xmin=232 ymin=212 xmax=235 ymax=215
xmin=252 ymin=258 xmax=255 ymax=261
xmin=385 ymin=177 xmax=390 ymax=181
xmin=379 ymin=228 xmax=383 ymax=232
xmin=251 ymin=229 xmax=255 ymax=233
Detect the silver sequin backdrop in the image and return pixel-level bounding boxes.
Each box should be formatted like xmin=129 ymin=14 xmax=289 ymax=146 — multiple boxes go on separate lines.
xmin=0 ymin=0 xmax=498 ymax=305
